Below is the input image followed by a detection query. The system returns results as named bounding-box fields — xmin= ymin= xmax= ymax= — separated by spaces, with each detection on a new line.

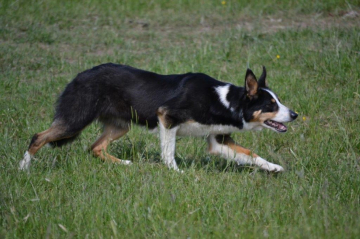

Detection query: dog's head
xmin=242 ymin=66 xmax=298 ymax=132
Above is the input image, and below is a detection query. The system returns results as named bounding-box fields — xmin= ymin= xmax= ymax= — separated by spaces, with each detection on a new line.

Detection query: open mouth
xmin=264 ymin=120 xmax=287 ymax=132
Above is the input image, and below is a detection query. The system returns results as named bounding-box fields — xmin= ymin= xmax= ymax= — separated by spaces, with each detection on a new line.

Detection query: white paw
xmin=165 ymin=160 xmax=183 ymax=173
xmin=261 ymin=162 xmax=284 ymax=172
xmin=120 ymin=160 xmax=132 ymax=165
xmin=19 ymin=151 xmax=31 ymax=171
xmin=174 ymin=168 xmax=184 ymax=174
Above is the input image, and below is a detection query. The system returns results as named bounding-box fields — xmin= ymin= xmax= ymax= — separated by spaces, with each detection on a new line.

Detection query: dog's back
xmin=55 ymin=63 xmax=223 ymax=130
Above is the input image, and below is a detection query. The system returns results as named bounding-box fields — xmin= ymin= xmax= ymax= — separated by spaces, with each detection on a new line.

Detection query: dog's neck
xmin=225 ymin=84 xmax=248 ymax=112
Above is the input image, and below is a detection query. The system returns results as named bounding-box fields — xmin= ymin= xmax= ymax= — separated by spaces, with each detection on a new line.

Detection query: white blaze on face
xmin=262 ymin=88 xmax=292 ymax=122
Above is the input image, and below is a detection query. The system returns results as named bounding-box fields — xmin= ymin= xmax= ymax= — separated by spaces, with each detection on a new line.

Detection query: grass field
xmin=1 ymin=0 xmax=360 ymax=238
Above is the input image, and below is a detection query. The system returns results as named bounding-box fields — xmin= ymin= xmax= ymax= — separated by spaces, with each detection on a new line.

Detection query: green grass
xmin=1 ymin=0 xmax=360 ymax=238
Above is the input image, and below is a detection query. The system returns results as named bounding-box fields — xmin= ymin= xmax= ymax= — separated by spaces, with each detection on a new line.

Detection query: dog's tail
xmin=47 ymin=74 xmax=101 ymax=147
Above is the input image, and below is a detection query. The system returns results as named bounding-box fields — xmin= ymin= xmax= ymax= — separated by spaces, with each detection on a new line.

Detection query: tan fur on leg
xmin=20 ymin=122 xmax=72 ymax=170
xmin=213 ymin=135 xmax=258 ymax=158
xmin=91 ymin=125 xmax=131 ymax=164
xmin=28 ymin=124 xmax=69 ymax=155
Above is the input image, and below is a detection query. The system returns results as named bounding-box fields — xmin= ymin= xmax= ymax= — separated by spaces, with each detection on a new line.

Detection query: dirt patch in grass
xmin=156 ymin=10 xmax=360 ymax=36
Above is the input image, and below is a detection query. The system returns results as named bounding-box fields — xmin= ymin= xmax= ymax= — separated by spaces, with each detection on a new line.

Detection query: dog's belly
xmin=177 ymin=122 xmax=240 ymax=136
xmin=147 ymin=122 xmax=240 ymax=136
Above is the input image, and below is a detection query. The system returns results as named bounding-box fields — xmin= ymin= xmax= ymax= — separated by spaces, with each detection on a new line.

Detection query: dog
xmin=19 ymin=63 xmax=297 ymax=172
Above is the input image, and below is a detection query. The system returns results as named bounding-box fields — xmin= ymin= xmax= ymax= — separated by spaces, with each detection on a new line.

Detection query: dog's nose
xmin=290 ymin=110 xmax=298 ymax=120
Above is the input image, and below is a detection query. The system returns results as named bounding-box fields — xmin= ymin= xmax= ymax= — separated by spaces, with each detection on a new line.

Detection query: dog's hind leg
xmin=207 ymin=134 xmax=284 ymax=172
xmin=19 ymin=121 xmax=77 ymax=170
xmin=90 ymin=124 xmax=132 ymax=165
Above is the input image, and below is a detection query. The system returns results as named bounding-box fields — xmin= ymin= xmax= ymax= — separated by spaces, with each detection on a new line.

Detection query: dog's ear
xmin=258 ymin=66 xmax=268 ymax=88
xmin=245 ymin=68 xmax=258 ymax=97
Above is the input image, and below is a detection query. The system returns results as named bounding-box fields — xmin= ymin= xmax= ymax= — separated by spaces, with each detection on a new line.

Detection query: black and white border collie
xmin=20 ymin=63 xmax=297 ymax=172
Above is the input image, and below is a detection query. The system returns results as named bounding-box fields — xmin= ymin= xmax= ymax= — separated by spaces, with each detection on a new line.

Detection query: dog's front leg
xmin=207 ymin=134 xmax=284 ymax=172
xmin=158 ymin=122 xmax=180 ymax=171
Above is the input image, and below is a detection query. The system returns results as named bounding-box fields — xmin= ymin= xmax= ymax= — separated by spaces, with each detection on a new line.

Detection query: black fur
xmin=51 ymin=63 xmax=278 ymax=145
xmin=49 ymin=133 xmax=80 ymax=148
xmin=28 ymin=134 xmax=39 ymax=149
